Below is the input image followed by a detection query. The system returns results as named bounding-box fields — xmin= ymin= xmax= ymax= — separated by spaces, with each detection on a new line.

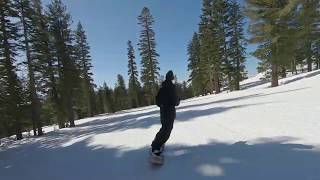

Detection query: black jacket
xmin=156 ymin=80 xmax=180 ymax=109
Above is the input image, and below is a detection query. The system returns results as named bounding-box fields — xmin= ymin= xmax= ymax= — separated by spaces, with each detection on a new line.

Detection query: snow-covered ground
xmin=1 ymin=70 xmax=320 ymax=180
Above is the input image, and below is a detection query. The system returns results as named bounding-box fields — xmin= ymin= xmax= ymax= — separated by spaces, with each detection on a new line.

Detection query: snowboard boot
xmin=160 ymin=144 xmax=165 ymax=153
xmin=150 ymin=148 xmax=164 ymax=165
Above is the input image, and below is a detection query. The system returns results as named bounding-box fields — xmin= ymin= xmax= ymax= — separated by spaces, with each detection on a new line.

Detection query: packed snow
xmin=1 ymin=70 xmax=320 ymax=180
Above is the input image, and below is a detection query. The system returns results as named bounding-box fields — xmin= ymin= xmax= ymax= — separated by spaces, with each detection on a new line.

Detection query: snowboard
xmin=149 ymin=153 xmax=164 ymax=165
xmin=149 ymin=145 xmax=165 ymax=165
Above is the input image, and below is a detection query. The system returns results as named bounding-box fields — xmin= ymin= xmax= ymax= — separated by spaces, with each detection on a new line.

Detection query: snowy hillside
xmin=1 ymin=70 xmax=320 ymax=180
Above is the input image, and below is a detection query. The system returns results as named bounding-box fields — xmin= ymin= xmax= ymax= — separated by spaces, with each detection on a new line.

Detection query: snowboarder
xmin=150 ymin=70 xmax=180 ymax=164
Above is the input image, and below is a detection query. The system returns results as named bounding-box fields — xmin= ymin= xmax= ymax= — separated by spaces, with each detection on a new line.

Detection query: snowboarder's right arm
xmin=170 ymin=85 xmax=180 ymax=107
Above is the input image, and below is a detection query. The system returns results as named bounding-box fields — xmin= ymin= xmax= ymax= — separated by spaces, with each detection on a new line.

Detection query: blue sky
xmin=43 ymin=0 xmax=258 ymax=87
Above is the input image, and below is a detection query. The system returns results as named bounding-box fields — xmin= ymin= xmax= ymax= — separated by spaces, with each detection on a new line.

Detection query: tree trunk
xmin=34 ymin=6 xmax=63 ymax=129
xmin=48 ymin=56 xmax=66 ymax=129
xmin=20 ymin=2 xmax=43 ymax=136
xmin=83 ymin=58 xmax=93 ymax=117
xmin=145 ymin=20 xmax=156 ymax=104
xmin=67 ymin=91 xmax=75 ymax=127
xmin=53 ymin=85 xmax=65 ymax=129
xmin=16 ymin=126 xmax=23 ymax=140
xmin=234 ymin=81 xmax=240 ymax=91
xmin=271 ymin=40 xmax=279 ymax=87
xmin=57 ymin=111 xmax=65 ymax=129
xmin=87 ymin=95 xmax=93 ymax=117
xmin=86 ymin=90 xmax=92 ymax=117
xmin=291 ymin=59 xmax=297 ymax=75
xmin=227 ymin=74 xmax=233 ymax=91
xmin=85 ymin=80 xmax=93 ymax=117
xmin=280 ymin=67 xmax=286 ymax=78
xmin=307 ymin=57 xmax=312 ymax=72
xmin=51 ymin=76 xmax=65 ymax=129
xmin=35 ymin=103 xmax=43 ymax=135
xmin=0 ymin=8 xmax=23 ymax=140
xmin=214 ymin=73 xmax=220 ymax=94
xmin=235 ymin=57 xmax=241 ymax=91
xmin=271 ymin=63 xmax=279 ymax=87
xmin=32 ymin=118 xmax=37 ymax=136
xmin=15 ymin=105 xmax=23 ymax=140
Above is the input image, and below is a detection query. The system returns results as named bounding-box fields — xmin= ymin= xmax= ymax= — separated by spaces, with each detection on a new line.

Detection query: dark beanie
xmin=165 ymin=70 xmax=174 ymax=81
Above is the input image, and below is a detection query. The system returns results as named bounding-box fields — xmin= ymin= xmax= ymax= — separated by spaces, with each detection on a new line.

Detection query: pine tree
xmin=114 ymin=74 xmax=129 ymax=111
xmin=47 ymin=0 xmax=80 ymax=127
xmin=283 ymin=14 xmax=301 ymax=75
xmin=17 ymin=0 xmax=43 ymax=136
xmin=314 ymin=39 xmax=320 ymax=70
xmin=228 ymin=0 xmax=246 ymax=90
xmin=138 ymin=7 xmax=160 ymax=105
xmin=95 ymin=88 xmax=105 ymax=114
xmin=175 ymin=80 xmax=183 ymax=99
xmin=195 ymin=0 xmax=248 ymax=92
xmin=31 ymin=0 xmax=65 ymax=128
xmin=95 ymin=84 xmax=115 ymax=115
xmin=187 ymin=32 xmax=206 ymax=96
xmin=127 ymin=40 xmax=141 ymax=108
xmin=315 ymin=1 xmax=320 ymax=69
xmin=74 ymin=22 xmax=95 ymax=117
xmin=214 ymin=0 xmax=232 ymax=92
xmin=0 ymin=81 xmax=5 ymax=139
xmin=0 ymin=0 xmax=24 ymax=140
xmin=299 ymin=0 xmax=320 ymax=72
xmin=246 ymin=0 xmax=298 ymax=87
xmin=102 ymin=83 xmax=115 ymax=113
xmin=198 ymin=0 xmax=213 ymax=93
xmin=181 ymin=81 xmax=193 ymax=99
xmin=198 ymin=0 xmax=222 ymax=94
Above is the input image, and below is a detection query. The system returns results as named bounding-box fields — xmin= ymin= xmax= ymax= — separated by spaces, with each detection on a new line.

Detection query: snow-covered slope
xmin=1 ymin=70 xmax=320 ymax=180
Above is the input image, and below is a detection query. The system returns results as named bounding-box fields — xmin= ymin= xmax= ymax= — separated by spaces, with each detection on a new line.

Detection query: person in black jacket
xmin=151 ymin=70 xmax=180 ymax=157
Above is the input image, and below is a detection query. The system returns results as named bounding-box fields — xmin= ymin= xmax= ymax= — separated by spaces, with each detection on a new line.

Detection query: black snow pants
xmin=151 ymin=107 xmax=176 ymax=150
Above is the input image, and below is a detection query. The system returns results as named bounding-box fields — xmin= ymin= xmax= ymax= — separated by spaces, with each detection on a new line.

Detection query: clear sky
xmin=43 ymin=0 xmax=258 ymax=87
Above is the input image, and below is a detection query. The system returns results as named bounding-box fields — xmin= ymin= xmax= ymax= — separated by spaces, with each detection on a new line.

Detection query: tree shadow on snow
xmin=240 ymin=79 xmax=269 ymax=90
xmin=240 ymin=70 xmax=320 ymax=90
xmin=69 ymin=87 xmax=307 ymax=137
xmin=1 ymin=136 xmax=319 ymax=180
xmin=179 ymin=87 xmax=308 ymax=111
xmin=0 ymin=87 xmax=308 ymax=153
xmin=281 ymin=70 xmax=320 ymax=85
xmin=32 ymin=102 xmax=267 ymax=149
xmin=23 ymin=87 xmax=307 ymax=150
